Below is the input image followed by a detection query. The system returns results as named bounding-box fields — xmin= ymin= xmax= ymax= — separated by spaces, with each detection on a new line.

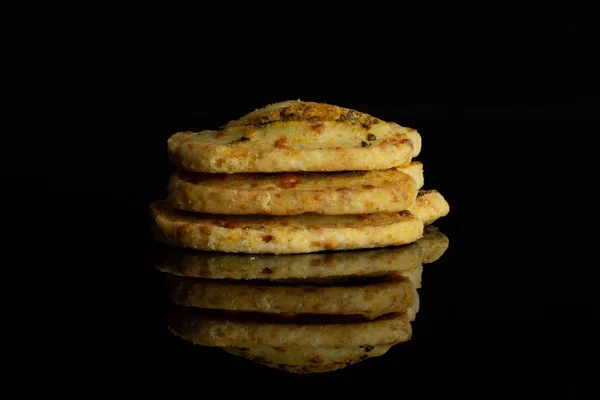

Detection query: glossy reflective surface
xmin=5 ymin=112 xmax=596 ymax=397
xmin=155 ymin=226 xmax=448 ymax=374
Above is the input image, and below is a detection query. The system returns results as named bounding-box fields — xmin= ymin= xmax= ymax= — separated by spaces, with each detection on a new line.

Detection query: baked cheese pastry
xmin=150 ymin=190 xmax=447 ymax=254
xmin=150 ymin=202 xmax=423 ymax=254
xmin=407 ymin=190 xmax=450 ymax=226
xmin=167 ymin=100 xmax=421 ymax=173
xmin=154 ymin=225 xmax=446 ymax=280
xmin=167 ymin=164 xmax=421 ymax=215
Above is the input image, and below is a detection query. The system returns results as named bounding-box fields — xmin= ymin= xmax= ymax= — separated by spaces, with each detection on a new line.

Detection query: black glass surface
xmin=2 ymin=105 xmax=597 ymax=398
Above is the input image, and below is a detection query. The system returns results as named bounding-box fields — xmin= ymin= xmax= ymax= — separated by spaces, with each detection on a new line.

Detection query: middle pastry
xmin=167 ymin=162 xmax=423 ymax=215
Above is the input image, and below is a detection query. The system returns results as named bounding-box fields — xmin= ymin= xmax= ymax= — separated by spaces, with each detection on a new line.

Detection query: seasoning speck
xmin=348 ymin=111 xmax=356 ymax=120
xmin=367 ymin=133 xmax=377 ymax=141
xmin=361 ymin=141 xmax=371 ymax=147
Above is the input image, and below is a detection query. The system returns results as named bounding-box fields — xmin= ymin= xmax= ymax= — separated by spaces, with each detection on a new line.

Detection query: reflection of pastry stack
xmin=149 ymin=100 xmax=450 ymax=373
xmin=159 ymin=227 xmax=448 ymax=373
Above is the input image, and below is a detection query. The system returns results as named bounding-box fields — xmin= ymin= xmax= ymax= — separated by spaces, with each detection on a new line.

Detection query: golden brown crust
xmin=167 ymin=276 xmax=415 ymax=319
xmin=224 ymin=100 xmax=383 ymax=128
xmin=167 ymin=168 xmax=419 ymax=215
xmin=408 ymin=190 xmax=450 ymax=226
xmin=397 ymin=161 xmax=424 ymax=189
xmin=167 ymin=100 xmax=421 ymax=173
xmin=168 ymin=307 xmax=412 ymax=348
xmin=149 ymin=201 xmax=424 ymax=254
xmin=154 ymin=226 xmax=447 ymax=280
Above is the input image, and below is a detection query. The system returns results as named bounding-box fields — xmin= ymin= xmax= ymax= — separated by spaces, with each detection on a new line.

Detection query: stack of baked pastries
xmin=149 ymin=100 xmax=450 ymax=373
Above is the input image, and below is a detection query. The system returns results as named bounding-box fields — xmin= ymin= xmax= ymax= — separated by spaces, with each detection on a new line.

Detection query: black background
xmin=2 ymin=16 xmax=598 ymax=399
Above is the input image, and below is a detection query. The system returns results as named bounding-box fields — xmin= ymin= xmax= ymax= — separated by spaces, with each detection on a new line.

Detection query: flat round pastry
xmin=399 ymin=161 xmax=424 ymax=189
xmin=168 ymin=307 xmax=411 ymax=348
xmin=407 ymin=190 xmax=450 ymax=226
xmin=223 ymin=344 xmax=394 ymax=374
xmin=154 ymin=225 xmax=447 ymax=280
xmin=167 ymin=100 xmax=421 ymax=173
xmin=167 ymin=164 xmax=421 ymax=215
xmin=167 ymin=275 xmax=416 ymax=319
xmin=150 ymin=201 xmax=423 ymax=254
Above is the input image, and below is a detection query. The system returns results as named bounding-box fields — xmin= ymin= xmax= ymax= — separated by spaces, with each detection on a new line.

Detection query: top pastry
xmin=168 ymin=100 xmax=422 ymax=173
